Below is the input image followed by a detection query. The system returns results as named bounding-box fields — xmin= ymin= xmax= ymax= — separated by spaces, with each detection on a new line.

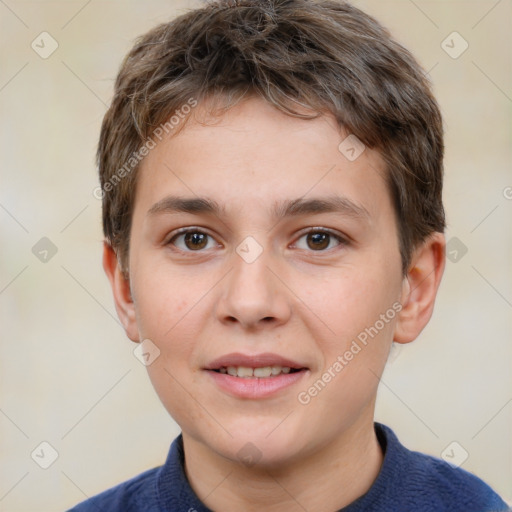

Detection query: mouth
xmin=205 ymin=352 xmax=308 ymax=376
xmin=212 ymin=365 xmax=302 ymax=378
xmin=204 ymin=353 xmax=309 ymax=398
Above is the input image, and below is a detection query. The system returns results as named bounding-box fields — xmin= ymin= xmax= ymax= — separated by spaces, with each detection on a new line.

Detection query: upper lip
xmin=205 ymin=352 xmax=307 ymax=370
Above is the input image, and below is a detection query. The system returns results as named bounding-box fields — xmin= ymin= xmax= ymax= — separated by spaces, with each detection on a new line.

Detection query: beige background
xmin=1 ymin=0 xmax=511 ymax=510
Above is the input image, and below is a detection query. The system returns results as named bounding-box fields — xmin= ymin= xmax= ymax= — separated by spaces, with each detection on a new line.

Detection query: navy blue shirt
xmin=68 ymin=423 xmax=509 ymax=512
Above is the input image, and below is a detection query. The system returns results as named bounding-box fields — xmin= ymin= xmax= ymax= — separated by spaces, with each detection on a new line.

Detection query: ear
xmin=102 ymin=242 xmax=139 ymax=343
xmin=394 ymin=232 xmax=446 ymax=344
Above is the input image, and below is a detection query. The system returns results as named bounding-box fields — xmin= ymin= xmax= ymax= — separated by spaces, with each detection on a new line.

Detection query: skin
xmin=104 ymin=96 xmax=445 ymax=512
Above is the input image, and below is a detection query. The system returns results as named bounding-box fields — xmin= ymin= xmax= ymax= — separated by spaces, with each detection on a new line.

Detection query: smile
xmin=204 ymin=353 xmax=309 ymax=399
xmin=214 ymin=366 xmax=299 ymax=378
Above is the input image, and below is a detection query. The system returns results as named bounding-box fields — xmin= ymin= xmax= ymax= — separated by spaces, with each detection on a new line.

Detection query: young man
xmin=70 ymin=0 xmax=509 ymax=510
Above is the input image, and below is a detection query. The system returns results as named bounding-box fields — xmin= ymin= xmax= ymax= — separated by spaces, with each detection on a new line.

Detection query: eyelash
xmin=166 ymin=227 xmax=348 ymax=253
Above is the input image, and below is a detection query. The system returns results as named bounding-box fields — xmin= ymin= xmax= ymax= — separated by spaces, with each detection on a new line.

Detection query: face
xmin=116 ymin=97 xmax=411 ymax=466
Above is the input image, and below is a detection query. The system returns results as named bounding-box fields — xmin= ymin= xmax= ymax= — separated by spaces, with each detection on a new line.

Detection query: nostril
xmin=221 ymin=315 xmax=278 ymax=326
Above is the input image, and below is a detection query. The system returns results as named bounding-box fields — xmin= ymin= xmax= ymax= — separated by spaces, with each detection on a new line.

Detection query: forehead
xmin=135 ymin=97 xmax=391 ymax=222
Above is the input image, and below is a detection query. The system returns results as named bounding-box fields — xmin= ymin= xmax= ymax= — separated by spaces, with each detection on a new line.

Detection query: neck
xmin=182 ymin=417 xmax=383 ymax=512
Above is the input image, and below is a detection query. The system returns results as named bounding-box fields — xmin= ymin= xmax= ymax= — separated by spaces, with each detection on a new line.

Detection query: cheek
xmin=308 ymin=267 xmax=400 ymax=399
xmin=299 ymin=277 xmax=398 ymax=431
xmin=139 ymin=290 xmax=210 ymax=425
xmin=317 ymin=271 xmax=398 ymax=338
xmin=132 ymin=263 xmax=201 ymax=339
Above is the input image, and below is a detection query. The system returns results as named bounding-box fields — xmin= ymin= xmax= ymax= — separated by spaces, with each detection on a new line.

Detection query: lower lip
xmin=206 ymin=370 xmax=308 ymax=399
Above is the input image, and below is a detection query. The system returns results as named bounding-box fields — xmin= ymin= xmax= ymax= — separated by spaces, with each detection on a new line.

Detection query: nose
xmin=214 ymin=246 xmax=292 ymax=330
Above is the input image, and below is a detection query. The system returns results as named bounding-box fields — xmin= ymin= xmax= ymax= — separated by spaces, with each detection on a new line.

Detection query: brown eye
xmin=170 ymin=230 xmax=216 ymax=251
xmin=184 ymin=232 xmax=208 ymax=250
xmin=306 ymin=232 xmax=330 ymax=250
xmin=294 ymin=229 xmax=343 ymax=252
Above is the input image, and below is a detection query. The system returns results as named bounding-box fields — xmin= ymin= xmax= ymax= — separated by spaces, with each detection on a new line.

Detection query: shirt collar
xmin=155 ymin=423 xmax=399 ymax=511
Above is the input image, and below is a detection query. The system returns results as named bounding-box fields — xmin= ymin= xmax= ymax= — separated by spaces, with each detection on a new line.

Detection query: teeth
xmin=237 ymin=366 xmax=254 ymax=378
xmin=253 ymin=366 xmax=272 ymax=378
xmin=221 ymin=365 xmax=293 ymax=378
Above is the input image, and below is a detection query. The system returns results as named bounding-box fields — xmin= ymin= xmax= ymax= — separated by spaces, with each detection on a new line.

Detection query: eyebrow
xmin=147 ymin=195 xmax=370 ymax=221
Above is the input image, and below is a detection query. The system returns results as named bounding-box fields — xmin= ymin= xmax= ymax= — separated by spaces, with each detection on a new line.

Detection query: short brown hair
xmin=98 ymin=0 xmax=445 ymax=274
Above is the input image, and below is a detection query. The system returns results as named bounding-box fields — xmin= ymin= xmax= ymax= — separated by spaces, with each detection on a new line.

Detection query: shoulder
xmin=66 ymin=466 xmax=161 ymax=512
xmin=66 ymin=434 xmax=210 ymax=512
xmin=375 ymin=423 xmax=510 ymax=512
xmin=404 ymin=449 xmax=508 ymax=511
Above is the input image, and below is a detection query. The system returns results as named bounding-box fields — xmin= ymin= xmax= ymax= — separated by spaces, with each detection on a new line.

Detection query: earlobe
xmin=102 ymin=242 xmax=140 ymax=343
xmin=393 ymin=233 xmax=446 ymax=344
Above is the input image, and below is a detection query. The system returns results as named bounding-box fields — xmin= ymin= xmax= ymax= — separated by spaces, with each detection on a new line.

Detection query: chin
xmin=211 ymin=419 xmax=311 ymax=469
